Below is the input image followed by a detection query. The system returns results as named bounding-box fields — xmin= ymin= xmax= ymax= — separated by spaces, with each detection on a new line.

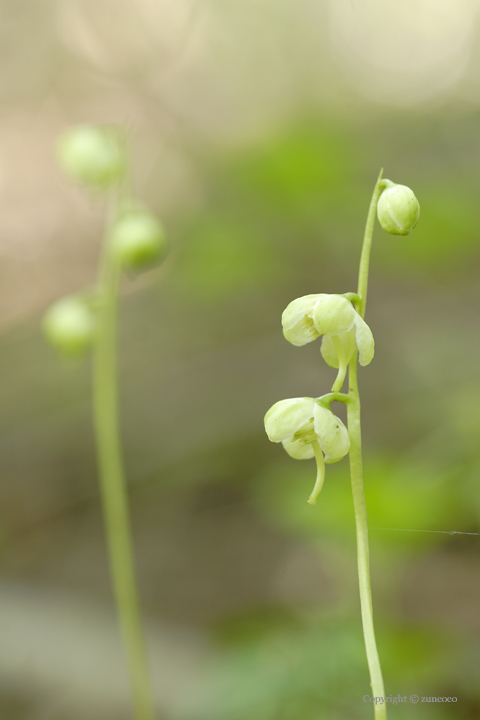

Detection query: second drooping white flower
xmin=264 ymin=397 xmax=350 ymax=462
xmin=264 ymin=396 xmax=351 ymax=504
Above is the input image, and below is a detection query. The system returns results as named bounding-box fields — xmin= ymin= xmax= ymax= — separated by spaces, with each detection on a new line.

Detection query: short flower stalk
xmin=264 ymin=169 xmax=420 ymax=719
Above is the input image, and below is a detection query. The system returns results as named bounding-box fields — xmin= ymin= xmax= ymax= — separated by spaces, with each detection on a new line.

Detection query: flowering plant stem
xmin=346 ymin=170 xmax=386 ymax=719
xmin=93 ymin=196 xmax=156 ymax=720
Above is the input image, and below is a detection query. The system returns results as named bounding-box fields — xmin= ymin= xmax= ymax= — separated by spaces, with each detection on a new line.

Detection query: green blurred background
xmin=1 ymin=0 xmax=480 ymax=718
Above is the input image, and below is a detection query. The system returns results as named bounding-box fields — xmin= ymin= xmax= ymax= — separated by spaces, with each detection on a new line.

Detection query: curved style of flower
xmin=264 ymin=397 xmax=350 ymax=504
xmin=282 ymin=293 xmax=375 ymax=391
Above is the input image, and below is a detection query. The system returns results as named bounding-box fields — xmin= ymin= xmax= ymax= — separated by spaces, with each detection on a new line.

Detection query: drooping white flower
xmin=282 ymin=293 xmax=374 ymax=366
xmin=264 ymin=397 xmax=350 ymax=504
xmin=264 ymin=396 xmax=350 ymax=460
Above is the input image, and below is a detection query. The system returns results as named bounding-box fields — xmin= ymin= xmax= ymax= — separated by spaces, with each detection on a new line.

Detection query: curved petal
xmin=324 ymin=455 xmax=344 ymax=465
xmin=264 ymin=397 xmax=315 ymax=443
xmin=320 ymin=327 xmax=357 ymax=369
xmin=353 ymin=314 xmax=375 ymax=366
xmin=312 ymin=294 xmax=355 ymax=336
xmin=313 ymin=404 xmax=350 ymax=460
xmin=320 ymin=335 xmax=339 ymax=368
xmin=282 ymin=294 xmax=322 ymax=346
xmin=313 ymin=295 xmax=355 ymax=335
xmin=282 ymin=437 xmax=315 ymax=460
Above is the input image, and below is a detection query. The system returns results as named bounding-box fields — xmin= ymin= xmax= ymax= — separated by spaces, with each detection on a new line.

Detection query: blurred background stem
xmin=92 ymin=196 xmax=156 ymax=720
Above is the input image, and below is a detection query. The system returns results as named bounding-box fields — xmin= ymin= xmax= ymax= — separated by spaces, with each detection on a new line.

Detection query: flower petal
xmin=353 ymin=314 xmax=375 ymax=366
xmin=282 ymin=437 xmax=315 ymax=460
xmin=320 ymin=327 xmax=356 ymax=368
xmin=324 ymin=455 xmax=344 ymax=465
xmin=320 ymin=335 xmax=339 ymax=368
xmin=264 ymin=397 xmax=315 ymax=443
xmin=313 ymin=404 xmax=350 ymax=460
xmin=312 ymin=295 xmax=355 ymax=336
xmin=282 ymin=295 xmax=321 ymax=346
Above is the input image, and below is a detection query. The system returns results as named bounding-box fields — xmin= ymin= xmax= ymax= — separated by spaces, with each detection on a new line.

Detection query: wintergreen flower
xmin=282 ymin=294 xmax=374 ymax=391
xmin=265 ymin=396 xmax=350 ymax=460
xmin=264 ymin=397 xmax=350 ymax=504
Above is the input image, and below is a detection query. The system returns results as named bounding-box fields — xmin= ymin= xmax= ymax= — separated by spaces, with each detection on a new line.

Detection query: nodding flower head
xmin=264 ymin=397 xmax=350 ymax=462
xmin=282 ymin=293 xmax=374 ymax=368
xmin=264 ymin=396 xmax=350 ymax=504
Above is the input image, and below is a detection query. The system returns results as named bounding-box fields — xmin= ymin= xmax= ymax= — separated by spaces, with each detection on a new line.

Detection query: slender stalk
xmin=347 ymin=171 xmax=387 ymax=718
xmin=347 ymin=361 xmax=385 ymax=718
xmin=357 ymin=169 xmax=386 ymax=319
xmin=316 ymin=392 xmax=351 ymax=407
xmin=93 ymin=199 xmax=156 ymax=720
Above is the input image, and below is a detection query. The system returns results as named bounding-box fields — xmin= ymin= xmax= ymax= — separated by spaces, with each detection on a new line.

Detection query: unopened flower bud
xmin=110 ymin=211 xmax=167 ymax=270
xmin=377 ymin=184 xmax=420 ymax=236
xmin=43 ymin=297 xmax=95 ymax=357
xmin=57 ymin=125 xmax=125 ymax=189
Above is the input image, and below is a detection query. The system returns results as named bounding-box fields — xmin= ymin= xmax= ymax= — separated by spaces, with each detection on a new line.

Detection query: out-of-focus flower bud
xmin=377 ymin=184 xmax=420 ymax=236
xmin=110 ymin=211 xmax=167 ymax=270
xmin=43 ymin=297 xmax=95 ymax=357
xmin=57 ymin=125 xmax=125 ymax=189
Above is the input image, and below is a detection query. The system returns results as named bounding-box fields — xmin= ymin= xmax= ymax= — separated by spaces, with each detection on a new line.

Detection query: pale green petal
xmin=324 ymin=455 xmax=344 ymax=465
xmin=320 ymin=335 xmax=339 ymax=368
xmin=264 ymin=397 xmax=315 ymax=443
xmin=282 ymin=294 xmax=322 ymax=346
xmin=353 ymin=314 xmax=375 ymax=366
xmin=341 ymin=326 xmax=357 ymax=363
xmin=282 ymin=437 xmax=315 ymax=460
xmin=313 ymin=404 xmax=350 ymax=460
xmin=320 ymin=327 xmax=357 ymax=368
xmin=312 ymin=295 xmax=355 ymax=336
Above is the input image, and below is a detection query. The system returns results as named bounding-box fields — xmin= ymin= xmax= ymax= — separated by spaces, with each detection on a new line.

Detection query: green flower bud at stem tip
xmin=56 ymin=125 xmax=125 ymax=189
xmin=110 ymin=211 xmax=167 ymax=270
xmin=43 ymin=297 xmax=95 ymax=357
xmin=377 ymin=183 xmax=420 ymax=236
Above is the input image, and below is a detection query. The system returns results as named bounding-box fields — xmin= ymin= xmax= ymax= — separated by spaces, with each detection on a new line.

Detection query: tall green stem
xmin=347 ymin=171 xmax=386 ymax=719
xmin=93 ymin=199 xmax=156 ymax=720
xmin=357 ymin=169 xmax=385 ymax=320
